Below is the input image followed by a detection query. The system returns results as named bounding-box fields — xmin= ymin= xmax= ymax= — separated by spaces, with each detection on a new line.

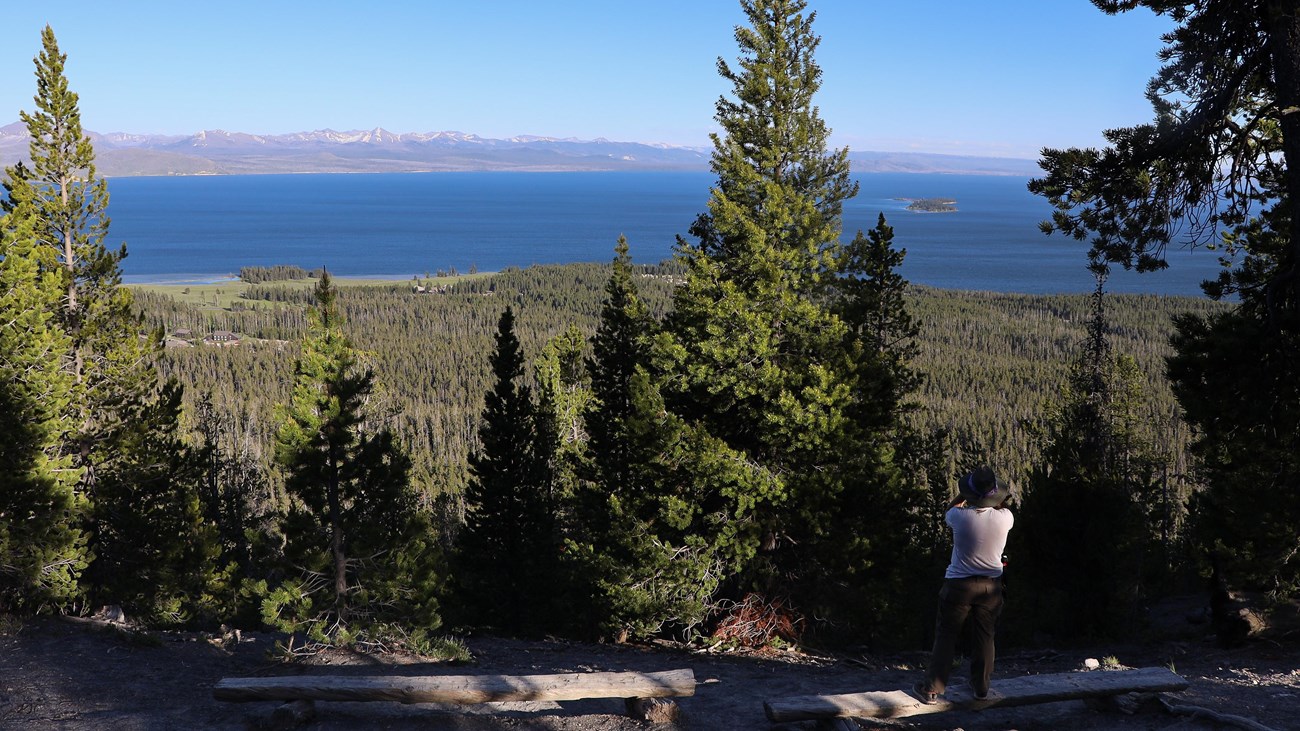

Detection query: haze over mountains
xmin=0 ymin=122 xmax=1040 ymax=177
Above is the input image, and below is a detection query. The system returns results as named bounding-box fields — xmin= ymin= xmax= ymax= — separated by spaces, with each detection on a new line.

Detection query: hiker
xmin=914 ymin=467 xmax=1014 ymax=704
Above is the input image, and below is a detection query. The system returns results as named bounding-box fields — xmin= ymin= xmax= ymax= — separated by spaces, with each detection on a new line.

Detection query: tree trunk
xmin=1265 ymin=0 xmax=1300 ymax=311
xmin=326 ymin=447 xmax=347 ymax=615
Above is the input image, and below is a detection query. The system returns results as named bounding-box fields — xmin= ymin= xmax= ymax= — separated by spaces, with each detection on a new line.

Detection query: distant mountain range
xmin=0 ymin=122 xmax=1040 ymax=177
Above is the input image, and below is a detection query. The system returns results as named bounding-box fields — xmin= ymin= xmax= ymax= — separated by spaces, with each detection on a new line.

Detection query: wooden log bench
xmin=764 ymin=666 xmax=1189 ymax=724
xmin=215 ymin=668 xmax=695 ymax=726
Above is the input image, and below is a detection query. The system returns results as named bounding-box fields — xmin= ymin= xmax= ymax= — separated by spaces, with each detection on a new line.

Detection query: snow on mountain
xmin=0 ymin=121 xmax=1032 ymax=177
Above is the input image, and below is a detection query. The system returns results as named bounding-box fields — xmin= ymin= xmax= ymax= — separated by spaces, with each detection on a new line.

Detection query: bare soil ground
xmin=2 ymin=616 xmax=1297 ymax=731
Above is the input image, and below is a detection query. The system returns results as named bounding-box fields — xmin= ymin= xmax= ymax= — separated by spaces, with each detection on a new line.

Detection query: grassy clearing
xmin=129 ymin=274 xmax=489 ymax=310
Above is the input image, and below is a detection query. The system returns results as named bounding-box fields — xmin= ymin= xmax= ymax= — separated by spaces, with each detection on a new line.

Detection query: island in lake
xmin=895 ymin=197 xmax=958 ymax=212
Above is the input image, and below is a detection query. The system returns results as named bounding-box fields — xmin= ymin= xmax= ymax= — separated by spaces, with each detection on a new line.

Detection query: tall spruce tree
xmin=659 ymin=0 xmax=911 ymax=640
xmin=835 ymin=213 xmax=921 ymax=420
xmin=585 ymin=238 xmax=655 ymax=498
xmin=454 ymin=306 xmax=559 ymax=634
xmin=819 ymin=213 xmax=926 ymax=644
xmin=569 ymin=238 xmax=722 ymax=639
xmin=0 ymin=191 xmax=86 ymax=611
xmin=1013 ymin=279 xmax=1168 ymax=639
xmin=271 ymin=272 xmax=435 ymax=635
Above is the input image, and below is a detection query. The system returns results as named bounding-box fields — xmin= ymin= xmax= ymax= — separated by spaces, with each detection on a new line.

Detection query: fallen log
xmin=764 ymin=666 xmax=1188 ymax=722
xmin=214 ymin=668 xmax=695 ymax=705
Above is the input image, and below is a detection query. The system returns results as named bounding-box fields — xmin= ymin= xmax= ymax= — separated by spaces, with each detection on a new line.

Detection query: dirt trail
xmin=2 ymin=617 xmax=1297 ymax=730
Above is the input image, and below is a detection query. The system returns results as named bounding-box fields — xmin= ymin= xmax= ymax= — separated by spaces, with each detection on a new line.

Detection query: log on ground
xmin=764 ymin=667 xmax=1189 ymax=722
xmin=214 ymin=668 xmax=696 ymax=704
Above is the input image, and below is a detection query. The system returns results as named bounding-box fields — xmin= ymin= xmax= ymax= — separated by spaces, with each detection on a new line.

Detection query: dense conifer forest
xmin=133 ymin=269 xmax=1226 ymax=505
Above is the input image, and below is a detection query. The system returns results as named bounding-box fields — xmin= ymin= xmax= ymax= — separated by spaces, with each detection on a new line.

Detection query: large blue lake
xmin=108 ymin=171 xmax=1225 ymax=297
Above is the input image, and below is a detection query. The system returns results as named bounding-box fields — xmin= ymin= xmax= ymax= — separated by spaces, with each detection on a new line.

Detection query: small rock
xmin=1083 ymin=658 xmax=1101 ymax=670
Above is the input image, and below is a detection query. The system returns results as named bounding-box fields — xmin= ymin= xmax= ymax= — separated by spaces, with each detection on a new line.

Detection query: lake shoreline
xmin=105 ymin=171 xmax=1226 ymax=297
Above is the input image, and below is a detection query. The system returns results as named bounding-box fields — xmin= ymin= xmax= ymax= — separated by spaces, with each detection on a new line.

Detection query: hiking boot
xmin=912 ymin=681 xmax=940 ymax=705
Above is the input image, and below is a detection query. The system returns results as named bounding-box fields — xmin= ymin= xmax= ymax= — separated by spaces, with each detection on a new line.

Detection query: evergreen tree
xmin=658 ymin=0 xmax=911 ymax=640
xmin=194 ymin=393 xmax=270 ymax=579
xmin=663 ymin=0 xmax=854 ymax=577
xmin=688 ymin=0 xmax=857 ymax=280
xmin=588 ymin=369 xmax=759 ymax=639
xmin=0 ymin=190 xmax=86 ymax=611
xmin=534 ymin=324 xmax=591 ymax=510
xmin=585 ymin=237 xmax=655 ymax=501
xmin=83 ymin=382 xmax=218 ymax=624
xmin=6 ymin=26 xmax=146 ymax=432
xmin=1170 ymin=301 xmax=1300 ymax=598
xmin=569 ymin=238 xmax=722 ymax=639
xmin=271 ymin=272 xmax=436 ymax=635
xmin=5 ymin=26 xmax=210 ymax=621
xmin=454 ymin=306 xmax=558 ymax=634
xmin=1013 ymin=278 xmax=1168 ymax=639
xmin=189 ymin=393 xmax=277 ymax=625
xmin=1029 ymin=1 xmax=1300 ymax=599
xmin=835 ymin=213 xmax=921 ymax=419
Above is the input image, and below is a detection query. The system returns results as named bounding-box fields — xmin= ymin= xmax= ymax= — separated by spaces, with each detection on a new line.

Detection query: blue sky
xmin=1 ymin=1 xmax=1172 ymax=159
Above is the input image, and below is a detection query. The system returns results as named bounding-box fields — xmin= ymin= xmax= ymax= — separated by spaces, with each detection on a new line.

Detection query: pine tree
xmin=1170 ymin=298 xmax=1300 ymax=598
xmin=689 ymin=0 xmax=857 ymax=281
xmin=190 ymin=393 xmax=276 ymax=625
xmin=1029 ymin=1 xmax=1300 ymax=600
xmin=84 ymin=381 xmax=218 ymax=624
xmin=836 ymin=213 xmax=921 ymax=420
xmin=5 ymin=26 xmax=211 ymax=620
xmin=0 ymin=190 xmax=86 ymax=611
xmin=664 ymin=0 xmax=853 ymax=560
xmin=658 ymin=0 xmax=910 ymax=639
xmin=194 ymin=393 xmax=270 ymax=578
xmin=6 ymin=26 xmax=145 ymax=421
xmin=271 ymin=272 xmax=435 ymax=635
xmin=585 ymin=237 xmax=655 ymax=499
xmin=455 ymin=306 xmax=560 ymax=635
xmin=570 ymin=238 xmax=699 ymax=638
xmin=1013 ymin=277 xmax=1167 ymax=639
xmin=582 ymin=247 xmax=779 ymax=637
xmin=534 ymin=324 xmax=591 ymax=510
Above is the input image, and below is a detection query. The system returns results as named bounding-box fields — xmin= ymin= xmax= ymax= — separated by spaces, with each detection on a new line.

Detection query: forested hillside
xmin=132 ymin=269 xmax=1226 ymax=506
xmin=132 ymin=265 xmax=683 ymax=495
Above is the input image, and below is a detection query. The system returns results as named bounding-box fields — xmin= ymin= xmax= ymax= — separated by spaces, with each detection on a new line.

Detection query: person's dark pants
xmin=922 ymin=575 xmax=1004 ymax=697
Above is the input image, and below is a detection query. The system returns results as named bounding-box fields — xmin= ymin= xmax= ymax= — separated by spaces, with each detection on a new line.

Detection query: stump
xmin=626 ymin=696 xmax=681 ymax=724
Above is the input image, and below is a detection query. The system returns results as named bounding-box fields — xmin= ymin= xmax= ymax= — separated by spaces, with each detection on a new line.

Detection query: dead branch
xmin=1160 ymin=696 xmax=1280 ymax=731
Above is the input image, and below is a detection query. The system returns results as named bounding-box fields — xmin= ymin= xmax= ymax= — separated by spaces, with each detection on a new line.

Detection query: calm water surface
xmin=107 ymin=171 xmax=1224 ymax=296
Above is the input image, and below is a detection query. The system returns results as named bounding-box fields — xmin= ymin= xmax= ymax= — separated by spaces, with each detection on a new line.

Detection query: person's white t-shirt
xmin=944 ymin=506 xmax=1014 ymax=579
